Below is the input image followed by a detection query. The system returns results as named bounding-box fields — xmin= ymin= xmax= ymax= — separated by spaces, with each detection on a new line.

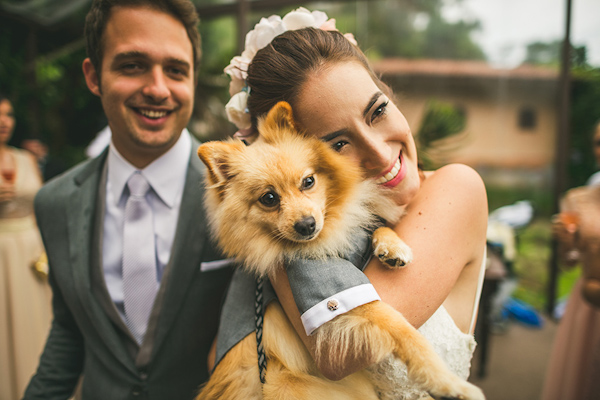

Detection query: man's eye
xmin=259 ymin=191 xmax=279 ymax=207
xmin=331 ymin=140 xmax=348 ymax=152
xmin=301 ymin=175 xmax=315 ymax=190
xmin=121 ymin=63 xmax=142 ymax=72
xmin=167 ymin=67 xmax=188 ymax=77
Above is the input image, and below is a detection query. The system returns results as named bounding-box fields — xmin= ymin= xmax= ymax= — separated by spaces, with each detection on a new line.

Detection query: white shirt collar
xmin=107 ymin=129 xmax=192 ymax=208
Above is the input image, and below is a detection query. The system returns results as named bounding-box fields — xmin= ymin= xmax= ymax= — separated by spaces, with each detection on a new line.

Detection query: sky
xmin=443 ymin=0 xmax=600 ymax=68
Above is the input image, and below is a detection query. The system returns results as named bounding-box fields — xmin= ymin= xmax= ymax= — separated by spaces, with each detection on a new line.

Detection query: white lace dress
xmin=368 ymin=249 xmax=486 ymax=400
xmin=369 ymin=305 xmax=477 ymax=400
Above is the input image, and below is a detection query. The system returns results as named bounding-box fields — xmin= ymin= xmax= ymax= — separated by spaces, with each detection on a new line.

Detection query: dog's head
xmin=198 ymin=102 xmax=366 ymax=276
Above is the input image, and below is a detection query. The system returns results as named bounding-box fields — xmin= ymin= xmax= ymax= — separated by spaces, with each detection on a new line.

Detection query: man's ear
xmin=82 ymin=58 xmax=101 ymax=97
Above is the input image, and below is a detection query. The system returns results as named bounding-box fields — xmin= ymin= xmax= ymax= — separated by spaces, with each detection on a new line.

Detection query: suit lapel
xmin=67 ymin=151 xmax=138 ymax=373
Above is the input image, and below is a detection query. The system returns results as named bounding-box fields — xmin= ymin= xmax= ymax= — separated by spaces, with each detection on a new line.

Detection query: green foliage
xmin=568 ymin=67 xmax=600 ymax=188
xmin=486 ymin=184 xmax=553 ymax=218
xmin=524 ymin=40 xmax=588 ymax=68
xmin=312 ymin=0 xmax=484 ymax=61
xmin=416 ymin=99 xmax=466 ymax=169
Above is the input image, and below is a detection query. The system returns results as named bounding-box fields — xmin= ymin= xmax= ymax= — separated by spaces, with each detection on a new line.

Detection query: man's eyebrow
xmin=112 ymin=51 xmax=147 ymax=64
xmin=165 ymin=58 xmax=191 ymax=69
xmin=363 ymin=92 xmax=383 ymax=119
xmin=111 ymin=51 xmax=191 ymax=69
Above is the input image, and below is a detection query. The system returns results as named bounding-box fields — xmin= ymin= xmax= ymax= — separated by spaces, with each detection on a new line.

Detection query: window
xmin=518 ymin=107 xmax=537 ymax=130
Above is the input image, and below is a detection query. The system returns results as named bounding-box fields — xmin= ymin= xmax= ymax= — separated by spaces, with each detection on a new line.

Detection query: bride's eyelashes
xmin=330 ymin=139 xmax=350 ymax=152
xmin=370 ymin=100 xmax=389 ymax=124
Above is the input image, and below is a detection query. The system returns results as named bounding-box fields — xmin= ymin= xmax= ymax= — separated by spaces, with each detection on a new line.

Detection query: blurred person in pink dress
xmin=542 ymin=124 xmax=600 ymax=400
xmin=0 ymin=93 xmax=52 ymax=399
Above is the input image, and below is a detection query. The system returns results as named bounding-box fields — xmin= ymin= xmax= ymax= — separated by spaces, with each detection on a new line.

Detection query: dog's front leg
xmin=313 ymin=301 xmax=485 ymax=400
xmin=372 ymin=226 xmax=413 ymax=267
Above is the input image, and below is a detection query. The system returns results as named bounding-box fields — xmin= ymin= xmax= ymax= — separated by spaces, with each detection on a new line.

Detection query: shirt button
xmin=327 ymin=299 xmax=339 ymax=311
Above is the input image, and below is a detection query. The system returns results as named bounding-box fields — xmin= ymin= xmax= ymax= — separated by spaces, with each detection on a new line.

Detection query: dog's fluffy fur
xmin=196 ymin=102 xmax=484 ymax=400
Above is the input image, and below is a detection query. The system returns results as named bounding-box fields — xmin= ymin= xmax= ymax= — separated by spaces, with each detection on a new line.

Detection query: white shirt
xmin=102 ymin=130 xmax=192 ymax=318
xmin=587 ymin=171 xmax=600 ymax=187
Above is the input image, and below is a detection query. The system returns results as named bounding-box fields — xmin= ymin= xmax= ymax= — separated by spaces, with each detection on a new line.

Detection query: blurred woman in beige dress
xmin=0 ymin=94 xmax=52 ymax=399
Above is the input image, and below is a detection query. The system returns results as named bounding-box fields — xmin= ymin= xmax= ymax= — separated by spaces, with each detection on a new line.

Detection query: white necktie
xmin=122 ymin=172 xmax=158 ymax=344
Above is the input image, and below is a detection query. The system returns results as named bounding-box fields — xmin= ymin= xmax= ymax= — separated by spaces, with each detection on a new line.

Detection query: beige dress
xmin=542 ymin=186 xmax=600 ymax=400
xmin=0 ymin=147 xmax=52 ymax=400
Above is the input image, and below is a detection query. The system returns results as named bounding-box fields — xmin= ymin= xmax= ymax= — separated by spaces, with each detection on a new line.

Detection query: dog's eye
xmin=302 ymin=176 xmax=315 ymax=190
xmin=259 ymin=191 xmax=280 ymax=207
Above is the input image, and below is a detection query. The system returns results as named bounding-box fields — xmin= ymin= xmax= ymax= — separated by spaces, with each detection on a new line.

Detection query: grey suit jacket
xmin=24 ymin=142 xmax=234 ymax=400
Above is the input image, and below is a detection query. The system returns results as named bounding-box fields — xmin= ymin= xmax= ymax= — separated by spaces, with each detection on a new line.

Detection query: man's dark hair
xmin=84 ymin=0 xmax=201 ymax=81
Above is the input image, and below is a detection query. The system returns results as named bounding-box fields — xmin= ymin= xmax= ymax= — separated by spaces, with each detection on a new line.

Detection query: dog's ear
xmin=259 ymin=101 xmax=296 ymax=141
xmin=197 ymin=141 xmax=243 ymax=186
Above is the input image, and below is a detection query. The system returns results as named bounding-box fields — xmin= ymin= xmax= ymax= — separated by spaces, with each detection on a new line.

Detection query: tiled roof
xmin=372 ymin=58 xmax=559 ymax=80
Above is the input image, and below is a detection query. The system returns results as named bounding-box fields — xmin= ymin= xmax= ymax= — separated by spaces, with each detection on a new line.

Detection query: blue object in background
xmin=502 ymin=298 xmax=544 ymax=328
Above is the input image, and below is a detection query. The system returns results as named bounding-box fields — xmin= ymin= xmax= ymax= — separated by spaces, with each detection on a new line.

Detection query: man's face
xmin=83 ymin=6 xmax=195 ymax=168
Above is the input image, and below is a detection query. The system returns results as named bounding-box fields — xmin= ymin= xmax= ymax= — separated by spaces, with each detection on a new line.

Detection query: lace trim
xmin=368 ymin=306 xmax=476 ymax=400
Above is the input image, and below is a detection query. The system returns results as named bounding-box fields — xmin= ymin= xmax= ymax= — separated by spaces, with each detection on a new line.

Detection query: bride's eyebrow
xmin=363 ymin=92 xmax=383 ymax=118
xmin=321 ymin=129 xmax=348 ymax=142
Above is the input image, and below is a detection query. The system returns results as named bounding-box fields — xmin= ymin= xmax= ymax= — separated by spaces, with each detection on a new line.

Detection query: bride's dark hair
xmin=246 ymin=27 xmax=393 ymax=132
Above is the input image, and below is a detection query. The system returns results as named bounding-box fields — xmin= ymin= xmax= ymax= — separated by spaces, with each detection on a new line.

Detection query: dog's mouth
xmin=375 ymin=152 xmax=406 ymax=186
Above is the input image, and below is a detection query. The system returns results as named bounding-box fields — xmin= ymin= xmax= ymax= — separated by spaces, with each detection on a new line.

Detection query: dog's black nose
xmin=294 ymin=216 xmax=316 ymax=237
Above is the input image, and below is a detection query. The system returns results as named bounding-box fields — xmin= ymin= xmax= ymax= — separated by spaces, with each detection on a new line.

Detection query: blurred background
xmin=1 ymin=0 xmax=599 ymax=398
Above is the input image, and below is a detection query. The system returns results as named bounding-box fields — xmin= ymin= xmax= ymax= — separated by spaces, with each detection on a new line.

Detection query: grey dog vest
xmin=214 ymin=227 xmax=374 ymax=367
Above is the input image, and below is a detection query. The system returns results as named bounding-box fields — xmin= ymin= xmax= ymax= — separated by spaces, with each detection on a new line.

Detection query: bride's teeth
xmin=376 ymin=158 xmax=401 ymax=185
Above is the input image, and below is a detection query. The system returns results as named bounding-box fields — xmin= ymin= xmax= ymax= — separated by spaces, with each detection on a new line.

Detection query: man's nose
xmin=142 ymin=67 xmax=169 ymax=102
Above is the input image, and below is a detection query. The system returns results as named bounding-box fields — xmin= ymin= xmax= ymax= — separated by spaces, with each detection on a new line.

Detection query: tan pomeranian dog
xmin=196 ymin=102 xmax=485 ymax=400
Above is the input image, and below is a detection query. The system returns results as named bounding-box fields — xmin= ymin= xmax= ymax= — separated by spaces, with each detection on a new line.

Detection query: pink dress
xmin=542 ymin=186 xmax=600 ymax=400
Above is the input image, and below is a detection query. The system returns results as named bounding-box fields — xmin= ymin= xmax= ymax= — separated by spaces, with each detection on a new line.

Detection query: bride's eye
xmin=331 ymin=140 xmax=349 ymax=152
xmin=371 ymin=101 xmax=389 ymax=123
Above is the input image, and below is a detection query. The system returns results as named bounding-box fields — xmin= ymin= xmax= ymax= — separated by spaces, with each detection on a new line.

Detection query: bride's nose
xmin=360 ymin=135 xmax=390 ymax=173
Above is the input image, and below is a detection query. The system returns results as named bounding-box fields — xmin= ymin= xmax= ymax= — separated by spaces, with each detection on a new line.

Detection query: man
xmin=23 ymin=1 xmax=233 ymax=399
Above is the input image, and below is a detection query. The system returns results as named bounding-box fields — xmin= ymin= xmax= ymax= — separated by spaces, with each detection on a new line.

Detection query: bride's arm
xmin=271 ymin=163 xmax=488 ymax=380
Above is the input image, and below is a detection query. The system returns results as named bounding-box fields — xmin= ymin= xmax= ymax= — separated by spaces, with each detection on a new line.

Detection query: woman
xmin=215 ymin=10 xmax=487 ymax=398
xmin=0 ymin=94 xmax=52 ymax=399
xmin=542 ymin=129 xmax=600 ymax=399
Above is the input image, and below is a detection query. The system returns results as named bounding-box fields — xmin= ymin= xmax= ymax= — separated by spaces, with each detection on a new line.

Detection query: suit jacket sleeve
xmin=23 ymin=184 xmax=84 ymax=400
xmin=285 ymin=227 xmax=381 ymax=336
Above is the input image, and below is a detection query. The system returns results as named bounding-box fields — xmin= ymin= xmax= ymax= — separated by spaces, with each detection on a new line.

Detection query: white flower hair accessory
xmin=224 ymin=7 xmax=357 ymax=131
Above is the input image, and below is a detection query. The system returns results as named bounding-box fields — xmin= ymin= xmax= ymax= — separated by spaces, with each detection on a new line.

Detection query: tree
xmin=524 ymin=40 xmax=588 ymax=68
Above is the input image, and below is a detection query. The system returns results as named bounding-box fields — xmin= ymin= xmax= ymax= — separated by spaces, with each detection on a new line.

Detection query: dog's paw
xmin=428 ymin=380 xmax=486 ymax=400
xmin=372 ymin=227 xmax=413 ymax=268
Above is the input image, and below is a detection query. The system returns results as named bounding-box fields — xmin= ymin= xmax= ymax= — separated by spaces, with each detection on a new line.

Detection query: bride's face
xmin=293 ymin=61 xmax=421 ymax=206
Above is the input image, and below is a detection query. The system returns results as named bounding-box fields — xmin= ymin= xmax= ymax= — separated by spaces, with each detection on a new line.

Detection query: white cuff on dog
xmin=300 ymin=283 xmax=380 ymax=336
